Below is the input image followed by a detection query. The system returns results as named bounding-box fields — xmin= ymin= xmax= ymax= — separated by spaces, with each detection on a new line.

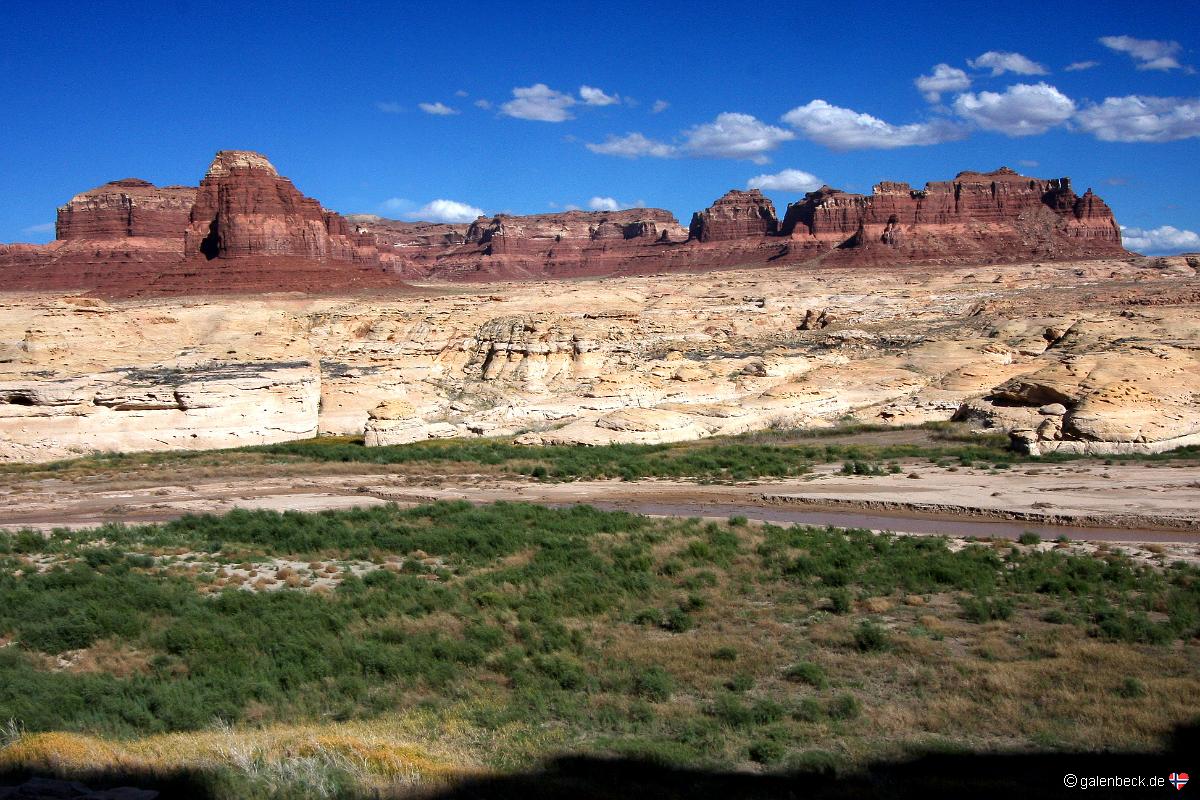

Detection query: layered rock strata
xmin=0 ymin=151 xmax=403 ymax=296
xmin=0 ymin=161 xmax=1131 ymax=295
xmin=2 ymin=258 xmax=1196 ymax=461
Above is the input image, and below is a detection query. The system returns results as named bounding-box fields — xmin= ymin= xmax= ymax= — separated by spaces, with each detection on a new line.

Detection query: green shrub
xmin=960 ymin=595 xmax=1014 ymax=623
xmin=784 ymin=661 xmax=828 ymax=690
xmin=663 ymin=607 xmax=693 ymax=633
xmin=1115 ymin=677 xmax=1147 ymax=699
xmin=725 ymin=672 xmax=754 ymax=693
xmin=852 ymin=620 xmax=890 ymax=652
xmin=749 ymin=738 xmax=786 ymax=764
xmin=633 ymin=666 xmax=675 ymax=702
xmin=711 ymin=646 xmax=738 ymax=662
xmin=826 ymin=693 xmax=861 ymax=720
xmin=792 ymin=697 xmax=823 ymax=722
xmin=1018 ymin=532 xmax=1042 ymax=546
xmin=828 ymin=588 xmax=852 ymax=614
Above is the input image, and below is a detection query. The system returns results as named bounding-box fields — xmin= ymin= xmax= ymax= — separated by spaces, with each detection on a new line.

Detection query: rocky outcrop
xmin=184 ymin=150 xmax=379 ymax=264
xmin=358 ymin=208 xmax=691 ymax=280
xmin=688 ymin=189 xmax=779 ymax=242
xmin=780 ymin=167 xmax=1124 ymax=264
xmin=0 ymin=160 xmax=1132 ymax=293
xmin=0 ymin=151 xmax=405 ymax=296
xmin=56 ymin=178 xmax=196 ymax=241
xmin=1 ymin=257 xmax=1197 ymax=461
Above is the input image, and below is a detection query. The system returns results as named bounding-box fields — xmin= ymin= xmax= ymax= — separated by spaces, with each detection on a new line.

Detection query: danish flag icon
xmin=1169 ymin=773 xmax=1189 ymax=791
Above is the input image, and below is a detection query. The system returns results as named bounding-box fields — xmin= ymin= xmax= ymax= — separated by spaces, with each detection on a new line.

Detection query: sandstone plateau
xmin=0 ymin=152 xmax=1129 ymax=297
xmin=1 ymin=255 xmax=1198 ymax=461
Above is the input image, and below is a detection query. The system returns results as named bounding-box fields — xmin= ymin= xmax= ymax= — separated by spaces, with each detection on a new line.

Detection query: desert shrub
xmin=960 ymin=594 xmax=1014 ymax=623
xmin=749 ymin=738 xmax=787 ymax=764
xmin=632 ymin=666 xmax=675 ymax=702
xmin=784 ymin=662 xmax=828 ymax=690
xmin=1115 ymin=677 xmax=1147 ymax=698
xmin=826 ymin=693 xmax=862 ymax=720
xmin=711 ymin=646 xmax=738 ymax=662
xmin=725 ymin=673 xmax=754 ymax=693
xmin=852 ymin=620 xmax=890 ymax=652
xmin=1018 ymin=532 xmax=1042 ymax=546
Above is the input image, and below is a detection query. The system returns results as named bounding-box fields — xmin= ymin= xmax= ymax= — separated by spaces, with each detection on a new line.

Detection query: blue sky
xmin=2 ymin=0 xmax=1197 ymax=253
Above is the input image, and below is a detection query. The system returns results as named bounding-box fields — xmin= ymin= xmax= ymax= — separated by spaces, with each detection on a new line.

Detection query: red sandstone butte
xmin=0 ymin=159 xmax=1130 ymax=296
xmin=0 ymin=151 xmax=405 ymax=296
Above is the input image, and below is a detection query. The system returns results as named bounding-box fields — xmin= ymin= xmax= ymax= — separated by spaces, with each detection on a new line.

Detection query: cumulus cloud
xmin=781 ymin=100 xmax=963 ymax=150
xmin=454 ymin=89 xmax=468 ymax=97
xmin=651 ymin=99 xmax=669 ymax=114
xmin=680 ymin=112 xmax=795 ymax=163
xmin=746 ymin=168 xmax=823 ymax=193
xmin=474 ymin=99 xmax=492 ymax=110
xmin=1121 ymin=225 xmax=1200 ymax=254
xmin=953 ymin=82 xmax=1075 ymax=136
xmin=418 ymin=101 xmax=459 ymax=116
xmin=1099 ymin=35 xmax=1183 ymax=71
xmin=588 ymin=196 xmax=624 ymax=211
xmin=1065 ymin=60 xmax=1100 ymax=72
xmin=586 ymin=132 xmax=678 ymax=158
xmin=968 ymin=51 xmax=1049 ymax=76
xmin=1074 ymin=95 xmax=1200 ymax=142
xmin=915 ymin=63 xmax=971 ymax=102
xmin=500 ymin=84 xmax=577 ymax=122
xmin=374 ymin=101 xmax=404 ymax=114
xmin=408 ymin=199 xmax=486 ymax=223
xmin=579 ymin=85 xmax=620 ymax=106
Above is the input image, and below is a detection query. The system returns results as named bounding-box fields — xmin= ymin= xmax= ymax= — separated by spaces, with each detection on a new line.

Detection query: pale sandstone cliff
xmin=1 ymin=257 xmax=1196 ymax=461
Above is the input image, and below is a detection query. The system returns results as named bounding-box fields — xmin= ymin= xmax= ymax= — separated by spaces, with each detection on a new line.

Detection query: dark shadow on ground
xmin=1 ymin=723 xmax=1194 ymax=799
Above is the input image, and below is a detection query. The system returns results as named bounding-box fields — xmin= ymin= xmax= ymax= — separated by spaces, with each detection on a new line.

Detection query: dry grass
xmin=0 ymin=717 xmax=486 ymax=797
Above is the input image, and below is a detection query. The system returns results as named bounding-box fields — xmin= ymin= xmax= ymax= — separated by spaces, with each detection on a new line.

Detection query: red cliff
xmin=779 ymin=167 xmax=1124 ymax=264
xmin=0 ymin=160 xmax=1130 ymax=296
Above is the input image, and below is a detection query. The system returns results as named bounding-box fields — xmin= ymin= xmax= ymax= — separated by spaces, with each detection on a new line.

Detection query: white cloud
xmin=418 ymin=101 xmax=459 ymax=116
xmin=579 ymin=85 xmax=619 ymax=106
xmin=1018 ymin=159 xmax=1039 ymax=168
xmin=953 ymin=82 xmax=1075 ymax=136
xmin=1065 ymin=60 xmax=1100 ymax=72
xmin=375 ymin=101 xmax=403 ymax=114
xmin=781 ymin=100 xmax=963 ymax=150
xmin=500 ymin=83 xmax=577 ymax=122
xmin=586 ymin=132 xmax=678 ymax=158
xmin=588 ymin=196 xmax=624 ymax=211
xmin=408 ymin=199 xmax=486 ymax=223
xmin=915 ymin=63 xmax=971 ymax=102
xmin=381 ymin=197 xmax=415 ymax=214
xmin=680 ymin=112 xmax=795 ymax=163
xmin=651 ymin=99 xmax=669 ymax=114
xmin=1074 ymin=95 xmax=1200 ymax=142
xmin=22 ymin=222 xmax=55 ymax=235
xmin=968 ymin=51 xmax=1049 ymax=76
xmin=474 ymin=99 xmax=493 ymax=110
xmin=1099 ymin=35 xmax=1183 ymax=71
xmin=1121 ymin=225 xmax=1200 ymax=254
xmin=454 ymin=89 xmax=468 ymax=97
xmin=746 ymin=168 xmax=823 ymax=193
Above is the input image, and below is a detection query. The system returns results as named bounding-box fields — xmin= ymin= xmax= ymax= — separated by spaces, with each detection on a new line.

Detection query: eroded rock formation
xmin=780 ymin=168 xmax=1123 ymax=264
xmin=0 ymin=158 xmax=1132 ymax=295
xmin=0 ymin=151 xmax=403 ymax=296
xmin=2 ymin=258 xmax=1196 ymax=461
